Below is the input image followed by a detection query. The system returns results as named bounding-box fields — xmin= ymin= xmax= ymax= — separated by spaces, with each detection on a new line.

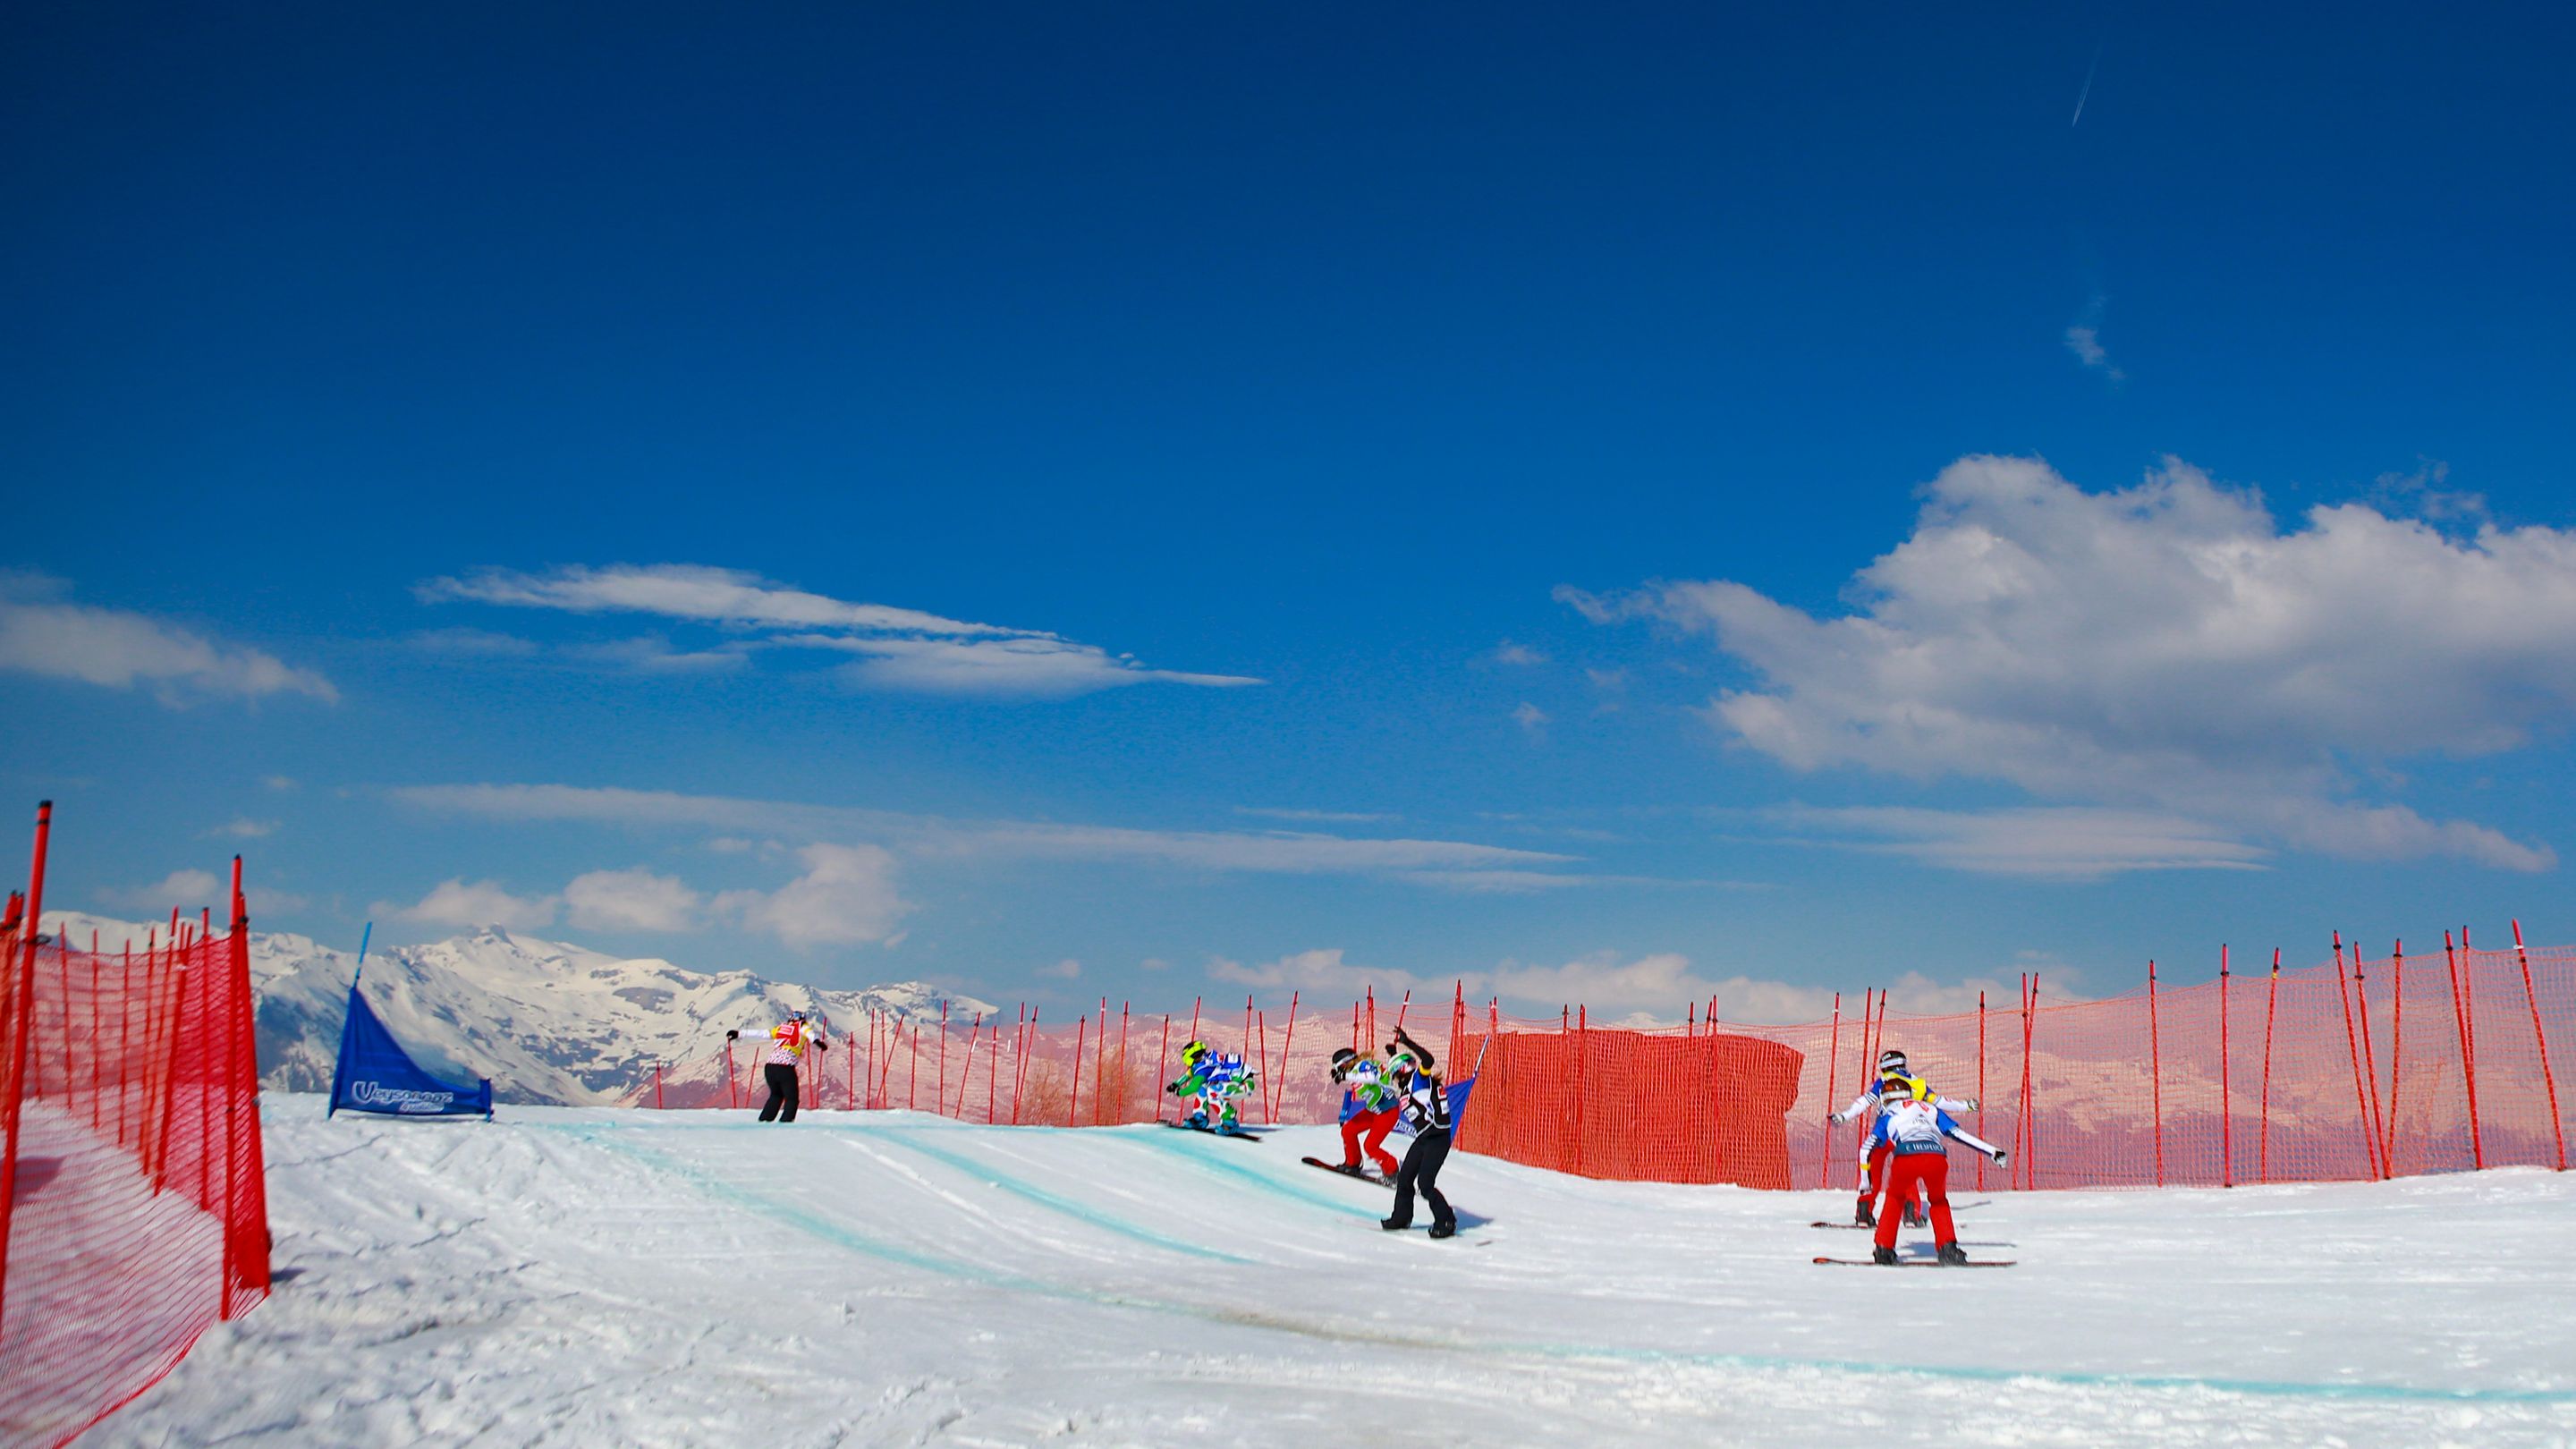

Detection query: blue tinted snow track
xmin=538 ymin=1122 xmax=2572 ymax=1408
xmin=864 ymin=1126 xmax=1254 ymax=1265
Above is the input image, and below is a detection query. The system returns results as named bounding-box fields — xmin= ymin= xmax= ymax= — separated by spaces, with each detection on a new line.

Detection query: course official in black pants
xmin=1380 ymin=1028 xmax=1457 ymax=1239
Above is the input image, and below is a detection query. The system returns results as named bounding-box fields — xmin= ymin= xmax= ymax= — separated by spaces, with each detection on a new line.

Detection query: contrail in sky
xmin=2072 ymin=36 xmax=2106 ymax=126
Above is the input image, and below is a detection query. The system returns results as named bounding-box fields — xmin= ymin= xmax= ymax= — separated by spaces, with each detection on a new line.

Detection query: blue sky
xmin=6 ymin=2 xmax=2572 ymax=1020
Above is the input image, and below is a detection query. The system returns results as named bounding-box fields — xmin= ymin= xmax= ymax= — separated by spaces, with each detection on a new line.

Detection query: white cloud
xmin=570 ymin=636 xmax=751 ymax=675
xmin=1037 ymin=958 xmax=1081 ymax=979
xmin=392 ymin=784 xmax=1582 ymax=886
xmin=1512 ymin=702 xmax=1549 ymax=735
xmin=1211 ymin=948 xmax=1431 ymax=999
xmin=387 ymin=878 xmax=561 ymax=930
xmin=716 ymin=843 xmax=909 ymax=950
xmin=419 ymin=563 xmax=1257 ymax=698
xmin=1488 ymin=641 xmax=1547 ymax=666
xmin=102 ymin=869 xmax=223 ymax=912
xmin=2065 ymin=294 xmax=2124 ymax=383
xmin=783 ymin=633 xmax=1261 ymax=698
xmin=209 ymin=818 xmax=280 ymax=839
xmin=263 ymin=775 xmax=299 ymax=792
xmin=0 ymin=576 xmax=336 ymax=705
xmin=418 ymin=564 xmax=1019 ymax=637
xmin=563 ymin=868 xmax=704 ymax=933
xmin=1774 ymin=805 xmax=2271 ymax=881
xmin=1567 ymin=455 xmax=2572 ymax=872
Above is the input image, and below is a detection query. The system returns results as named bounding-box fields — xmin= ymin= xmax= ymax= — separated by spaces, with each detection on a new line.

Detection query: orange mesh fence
xmin=1449 ymin=939 xmax=2572 ymax=1192
xmin=628 ymin=992 xmax=1433 ymax=1129
xmin=1 ymin=806 xmax=272 ymax=1449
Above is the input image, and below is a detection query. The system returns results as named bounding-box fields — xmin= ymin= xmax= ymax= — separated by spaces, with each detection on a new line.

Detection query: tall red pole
xmin=1155 ymin=1013 xmax=1173 ymax=1123
xmin=1069 ymin=1014 xmax=1087 ymax=1127
xmin=1976 ymin=989 xmax=1988 ymax=1191
xmin=938 ymin=1001 xmax=951 ymax=1116
xmin=2385 ymin=940 xmax=2405 ymax=1174
xmin=2259 ymin=949 xmax=2280 ymax=1183
xmin=1256 ymin=1010 xmax=1269 ymax=1125
xmin=1013 ymin=1007 xmax=1036 ymax=1125
xmin=1392 ymin=988 xmax=1412 ymax=1038
xmin=1095 ymin=998 xmax=1109 ymax=1127
xmin=2219 ymin=945 xmax=2233 ymax=1188
xmin=1818 ymin=991 xmax=1842 ymax=1190
xmin=2346 ymin=935 xmax=2388 ymax=1178
xmin=2148 ymin=961 xmax=2164 ymax=1187
xmin=1275 ymin=991 xmax=1299 ymax=1123
xmin=955 ymin=1012 xmax=983 ymax=1118
xmin=1117 ymin=1004 xmax=1131 ymax=1125
xmin=3 ymin=801 xmax=56 ymax=1310
xmin=986 ymin=1023 xmax=999 ymax=1124
xmin=907 ymin=1019 xmax=919 ymax=1112
xmin=2444 ymin=932 xmax=2484 ymax=1170
xmin=2511 ymin=920 xmax=2565 ymax=1171
xmin=2334 ymin=936 xmax=2379 ymax=1179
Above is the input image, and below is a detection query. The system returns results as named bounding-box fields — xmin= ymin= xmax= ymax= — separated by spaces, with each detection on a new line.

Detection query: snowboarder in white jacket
xmin=1864 ymin=1075 xmax=2004 ymax=1265
xmin=732 ymin=1013 xmax=827 ymax=1123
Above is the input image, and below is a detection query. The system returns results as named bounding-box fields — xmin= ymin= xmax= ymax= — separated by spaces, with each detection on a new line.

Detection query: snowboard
xmin=1160 ymin=1120 xmax=1264 ymax=1143
xmin=1811 ymin=1256 xmax=2015 ymax=1268
xmin=1301 ymin=1155 xmax=1395 ymax=1189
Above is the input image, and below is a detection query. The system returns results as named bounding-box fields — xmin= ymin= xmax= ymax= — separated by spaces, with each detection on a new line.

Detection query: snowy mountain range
xmin=40 ymin=911 xmax=996 ymax=1106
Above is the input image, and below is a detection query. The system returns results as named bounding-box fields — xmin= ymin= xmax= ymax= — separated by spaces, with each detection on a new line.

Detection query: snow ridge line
xmin=547 ymin=1126 xmax=2573 ymax=1407
xmin=1122 ymin=1128 xmax=1385 ymax=1220
xmin=864 ymin=1128 xmax=1258 ymax=1266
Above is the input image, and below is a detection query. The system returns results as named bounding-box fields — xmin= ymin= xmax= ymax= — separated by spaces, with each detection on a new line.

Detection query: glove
xmin=1165 ymin=1080 xmax=1184 ymax=1095
xmin=725 ymin=1030 xmax=740 ymax=1039
xmin=1826 ymin=1111 xmax=1846 ymax=1125
xmin=814 ymin=1040 xmax=828 ymax=1054
xmin=1992 ymin=1148 xmax=2009 ymax=1166
xmin=1955 ymin=1097 xmax=1979 ymax=1112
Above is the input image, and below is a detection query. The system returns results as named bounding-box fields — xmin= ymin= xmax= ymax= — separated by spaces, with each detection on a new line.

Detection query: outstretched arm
xmin=1391 ymin=1029 xmax=1436 ymax=1072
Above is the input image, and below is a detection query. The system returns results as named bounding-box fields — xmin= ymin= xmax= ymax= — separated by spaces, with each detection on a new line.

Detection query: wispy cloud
xmin=0 ymin=573 xmax=336 ymax=705
xmin=389 ymin=783 xmax=1586 ymax=886
xmin=1566 ymin=454 xmax=2573 ymax=872
xmin=208 ymin=818 xmax=280 ymax=839
xmin=1235 ymin=807 xmax=1401 ymax=824
xmin=2064 ymin=294 xmax=2125 ymax=383
xmin=1512 ymin=702 xmax=1549 ymax=736
xmin=1487 ymin=640 xmax=1548 ymax=666
xmin=418 ymin=563 xmax=1258 ymax=698
xmin=1771 ymin=805 xmax=2271 ymax=880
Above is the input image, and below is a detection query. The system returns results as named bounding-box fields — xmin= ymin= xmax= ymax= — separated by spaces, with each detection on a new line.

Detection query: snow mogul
xmin=1378 ymin=1028 xmax=1458 ymax=1240
xmin=1327 ymin=1046 xmax=1402 ymax=1179
xmin=728 ymin=1012 xmax=828 ymax=1123
xmin=1863 ymin=1075 xmax=2006 ymax=1265
xmin=1828 ymin=1048 xmax=1977 ymax=1227
xmin=1165 ymin=1039 xmax=1257 ymax=1134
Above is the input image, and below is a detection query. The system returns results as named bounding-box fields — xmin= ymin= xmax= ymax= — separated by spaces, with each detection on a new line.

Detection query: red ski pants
xmin=1342 ymin=1106 xmax=1400 ymax=1174
xmin=1871 ymin=1152 xmax=1956 ymax=1251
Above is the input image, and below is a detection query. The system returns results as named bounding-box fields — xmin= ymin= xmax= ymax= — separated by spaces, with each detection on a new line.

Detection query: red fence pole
xmin=1095 ymin=999 xmax=1110 ymax=1127
xmin=3 ymin=801 xmax=55 ymax=1312
xmin=955 ymin=1012 xmax=983 ymax=1118
xmin=2511 ymin=920 xmax=2565 ymax=1171
xmin=1275 ymin=991 xmax=1299 ymax=1123
xmin=2385 ymin=940 xmax=2405 ymax=1174
xmin=2259 ymin=948 xmax=2280 ymax=1183
xmin=2148 ymin=961 xmax=2164 ymax=1188
xmin=1117 ymin=1004 xmax=1131 ymax=1125
xmin=2345 ymin=935 xmax=2387 ymax=1179
xmin=2445 ymin=931 xmax=2484 ymax=1170
xmin=1013 ymin=1007 xmax=1035 ymax=1125
xmin=2219 ymin=945 xmax=2233 ymax=1188
xmin=1069 ymin=1013 xmax=1087 ymax=1127
xmin=2018 ymin=976 xmax=2039 ymax=1190
xmin=1155 ymin=1013 xmax=1173 ymax=1123
xmin=1976 ymin=989 xmax=1987 ymax=1191
xmin=2334 ymin=936 xmax=2378 ymax=1179
xmin=1818 ymin=991 xmax=1842 ymax=1190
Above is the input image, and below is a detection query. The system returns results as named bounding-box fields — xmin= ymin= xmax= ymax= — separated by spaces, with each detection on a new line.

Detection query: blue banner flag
xmin=328 ymin=983 xmax=492 ymax=1120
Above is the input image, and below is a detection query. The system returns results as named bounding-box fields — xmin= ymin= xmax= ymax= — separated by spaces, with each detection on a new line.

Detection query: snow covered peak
xmin=39 ymin=911 xmax=996 ymax=1106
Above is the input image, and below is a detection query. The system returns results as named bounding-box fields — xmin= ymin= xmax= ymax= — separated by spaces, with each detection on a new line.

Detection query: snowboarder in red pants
xmin=1830 ymin=1048 xmax=1977 ymax=1227
xmin=1868 ymin=1076 xmax=2004 ymax=1265
xmin=1330 ymin=1046 xmax=1402 ymax=1178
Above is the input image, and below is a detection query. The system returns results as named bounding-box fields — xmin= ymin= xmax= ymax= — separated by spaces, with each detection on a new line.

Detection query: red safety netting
xmin=628 ymin=990 xmax=1442 ymax=1130
xmin=1 ymin=805 xmax=272 ymax=1449
xmin=615 ymin=935 xmax=2572 ymax=1199
xmin=1448 ymin=938 xmax=2573 ymax=1193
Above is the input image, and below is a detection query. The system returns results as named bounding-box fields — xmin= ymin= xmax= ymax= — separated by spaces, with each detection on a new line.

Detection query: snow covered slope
xmin=40 ymin=911 xmax=993 ymax=1106
xmin=109 ymin=1099 xmax=2576 ymax=1447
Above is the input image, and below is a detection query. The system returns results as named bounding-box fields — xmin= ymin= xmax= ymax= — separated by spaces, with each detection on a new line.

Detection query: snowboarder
xmin=1865 ymin=1075 xmax=2005 ymax=1265
xmin=1379 ymin=1028 xmax=1457 ymax=1240
xmin=1329 ymin=1046 xmax=1402 ymax=1179
xmin=1828 ymin=1048 xmax=1975 ymax=1226
xmin=731 ymin=1013 xmax=827 ymax=1123
xmin=1165 ymin=1039 xmax=1256 ymax=1133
